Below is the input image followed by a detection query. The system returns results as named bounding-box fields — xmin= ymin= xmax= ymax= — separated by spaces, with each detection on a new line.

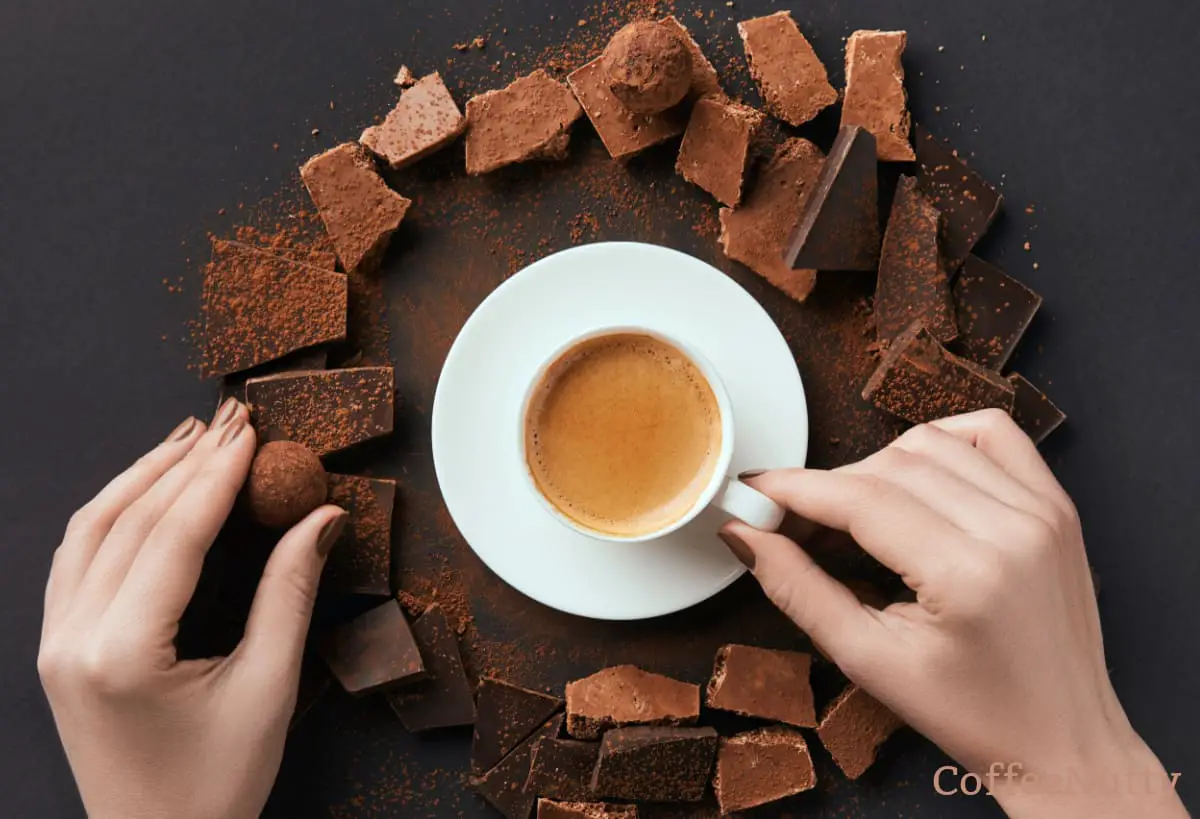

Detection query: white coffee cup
xmin=518 ymin=325 xmax=786 ymax=543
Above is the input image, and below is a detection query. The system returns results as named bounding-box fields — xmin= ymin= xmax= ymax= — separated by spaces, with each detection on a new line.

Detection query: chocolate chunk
xmin=245 ymin=366 xmax=394 ymax=456
xmin=473 ymin=678 xmax=565 ymax=774
xmin=915 ymin=126 xmax=1003 ymax=272
xmin=290 ymin=652 xmax=330 ymax=730
xmin=537 ymin=800 xmax=637 ymax=819
xmin=874 ymin=175 xmax=958 ymax=343
xmin=719 ymin=138 xmax=825 ymax=302
xmin=1008 ymin=373 xmax=1066 ymax=445
xmin=738 ymin=11 xmax=836 ymax=127
xmin=361 ymin=72 xmax=466 ymax=170
xmin=314 ymin=599 xmax=424 ymax=696
xmin=300 ymin=142 xmax=412 ymax=274
xmin=475 ymin=715 xmax=564 ymax=819
xmin=244 ymin=441 xmax=328 ymax=528
xmin=784 ymin=125 xmax=882 ymax=272
xmin=676 ymin=97 xmax=764 ymax=207
xmin=951 ymin=255 xmax=1043 ymax=370
xmin=465 ymin=70 xmax=584 ymax=175
xmin=817 ymin=685 xmax=903 ymax=780
xmin=219 ymin=347 xmax=329 ymax=405
xmin=202 ymin=238 xmax=347 ymax=377
xmin=567 ymin=58 xmax=686 ymax=160
xmin=601 ymin=21 xmax=693 ymax=115
xmin=658 ymin=16 xmax=724 ymax=101
xmin=525 ymin=738 xmax=600 ymax=801
xmin=705 ymin=644 xmax=816 ymax=727
xmin=841 ymin=30 xmax=914 ymax=161
xmin=386 ymin=604 xmax=476 ymax=731
xmin=713 ymin=726 xmax=816 ymax=813
xmin=591 ymin=726 xmax=718 ymax=802
xmin=863 ymin=321 xmax=1015 ymax=424
xmin=565 ymin=665 xmax=700 ymax=740
xmin=321 ymin=474 xmax=396 ymax=596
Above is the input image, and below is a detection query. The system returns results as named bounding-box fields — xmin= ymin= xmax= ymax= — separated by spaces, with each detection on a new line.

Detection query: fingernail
xmin=218 ymin=417 xmax=247 ymax=448
xmin=213 ymin=397 xmax=240 ymax=428
xmin=165 ymin=416 xmax=197 ymax=443
xmin=317 ymin=511 xmax=349 ymax=557
xmin=738 ymin=469 xmax=767 ymax=480
xmin=719 ymin=530 xmax=756 ymax=570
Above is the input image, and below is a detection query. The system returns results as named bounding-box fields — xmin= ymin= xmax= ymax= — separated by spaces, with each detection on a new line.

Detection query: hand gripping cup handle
xmin=713 ymin=476 xmax=786 ymax=532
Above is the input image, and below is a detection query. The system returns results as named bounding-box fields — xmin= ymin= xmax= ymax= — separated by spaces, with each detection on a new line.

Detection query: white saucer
xmin=431 ymin=242 xmax=808 ymax=620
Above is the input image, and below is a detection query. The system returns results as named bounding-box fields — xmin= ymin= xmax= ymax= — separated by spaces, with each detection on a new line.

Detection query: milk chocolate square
xmin=738 ymin=11 xmax=836 ymax=127
xmin=321 ymin=474 xmax=395 ymax=596
xmin=915 ymin=126 xmax=1003 ymax=273
xmin=474 ymin=714 xmax=564 ymax=819
xmin=658 ymin=15 xmax=724 ymax=101
xmin=361 ymin=72 xmax=466 ymax=170
xmin=705 ymin=644 xmax=816 ymax=727
xmin=537 ymin=801 xmax=637 ymax=819
xmin=472 ymin=678 xmax=565 ymax=774
xmin=386 ymin=604 xmax=476 ymax=731
xmin=713 ymin=727 xmax=816 ymax=813
xmin=841 ymin=30 xmax=914 ymax=161
xmin=525 ymin=738 xmax=600 ymax=801
xmin=951 ymin=255 xmax=1043 ymax=370
xmin=1008 ymin=373 xmax=1066 ymax=445
xmin=465 ymin=70 xmax=584 ymax=175
xmin=676 ymin=97 xmax=764 ymax=207
xmin=567 ymin=58 xmax=686 ymax=160
xmin=565 ymin=665 xmax=700 ymax=740
xmin=817 ymin=684 xmax=904 ymax=780
xmin=315 ymin=600 xmax=424 ymax=696
xmin=591 ymin=726 xmax=718 ymax=802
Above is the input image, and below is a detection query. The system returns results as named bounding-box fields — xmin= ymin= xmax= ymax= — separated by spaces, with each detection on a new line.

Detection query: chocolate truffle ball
xmin=601 ymin=20 xmax=694 ymax=114
xmin=245 ymin=441 xmax=328 ymax=528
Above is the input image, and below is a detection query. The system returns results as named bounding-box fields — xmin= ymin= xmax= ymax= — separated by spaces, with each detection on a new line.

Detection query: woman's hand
xmin=722 ymin=410 xmax=1187 ymax=819
xmin=38 ymin=399 xmax=347 ymax=819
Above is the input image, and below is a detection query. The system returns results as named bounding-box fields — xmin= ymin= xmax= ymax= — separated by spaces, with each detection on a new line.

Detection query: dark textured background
xmin=1 ymin=0 xmax=1197 ymax=816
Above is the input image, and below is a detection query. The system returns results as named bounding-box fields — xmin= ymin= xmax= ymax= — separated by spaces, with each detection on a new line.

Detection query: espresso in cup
xmin=524 ymin=332 xmax=723 ymax=537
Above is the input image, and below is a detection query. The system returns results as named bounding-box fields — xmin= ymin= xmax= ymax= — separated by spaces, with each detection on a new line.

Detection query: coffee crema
xmin=524 ymin=332 xmax=723 ymax=537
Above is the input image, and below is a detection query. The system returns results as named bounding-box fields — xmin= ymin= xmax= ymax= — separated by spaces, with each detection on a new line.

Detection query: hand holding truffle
xmin=37 ymin=399 xmax=347 ymax=819
xmin=721 ymin=410 xmax=1187 ymax=819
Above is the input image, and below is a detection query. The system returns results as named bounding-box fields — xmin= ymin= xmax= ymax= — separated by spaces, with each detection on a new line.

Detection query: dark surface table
xmin=2 ymin=0 xmax=1197 ymax=816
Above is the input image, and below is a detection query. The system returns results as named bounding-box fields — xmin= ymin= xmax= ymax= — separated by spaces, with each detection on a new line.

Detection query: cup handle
xmin=713 ymin=475 xmax=786 ymax=532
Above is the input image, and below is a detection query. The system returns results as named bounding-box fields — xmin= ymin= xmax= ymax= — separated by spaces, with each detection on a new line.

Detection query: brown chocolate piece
xmin=1008 ymin=373 xmax=1066 ymax=445
xmin=565 ymin=665 xmax=700 ymax=740
xmin=567 ymin=58 xmax=686 ymax=160
xmin=841 ymin=30 xmax=914 ymax=162
xmin=705 ymin=644 xmax=816 ymax=727
xmin=525 ymin=738 xmax=600 ymax=801
xmin=386 ymin=604 xmax=476 ymax=731
xmin=601 ymin=21 xmax=693 ymax=115
xmin=713 ymin=726 xmax=816 ymax=813
xmin=738 ymin=11 xmax=836 ymax=127
xmin=915 ymin=126 xmax=1003 ymax=272
xmin=300 ymin=142 xmax=412 ymax=274
xmin=472 ymin=678 xmax=565 ymax=774
xmin=817 ymin=685 xmax=904 ymax=779
xmin=784 ymin=124 xmax=882 ymax=272
xmin=863 ymin=321 xmax=1015 ymax=424
xmin=245 ymin=366 xmax=394 ymax=456
xmin=591 ymin=726 xmax=718 ymax=802
xmin=465 ymin=70 xmax=584 ymax=175
xmin=874 ymin=175 xmax=958 ymax=343
xmin=719 ymin=138 xmax=825 ymax=302
xmin=219 ymin=347 xmax=330 ymax=405
xmin=314 ymin=599 xmax=424 ymax=696
xmin=951 ymin=255 xmax=1043 ymax=370
xmin=538 ymin=800 xmax=637 ymax=819
xmin=658 ymin=16 xmax=724 ymax=101
xmin=202 ymin=239 xmax=347 ymax=377
xmin=361 ymin=72 xmax=466 ymax=170
xmin=243 ymin=441 xmax=328 ymax=528
xmin=475 ymin=715 xmax=564 ymax=819
xmin=676 ymin=97 xmax=764 ymax=207
xmin=321 ymin=474 xmax=396 ymax=596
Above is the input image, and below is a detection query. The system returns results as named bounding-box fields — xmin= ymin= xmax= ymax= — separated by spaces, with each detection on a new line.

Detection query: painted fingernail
xmin=719 ymin=530 xmax=756 ymax=570
xmin=165 ymin=416 xmax=198 ymax=443
xmin=213 ymin=397 xmax=240 ymax=428
xmin=317 ymin=511 xmax=349 ymax=557
xmin=738 ymin=469 xmax=767 ymax=480
xmin=218 ymin=418 xmax=247 ymax=448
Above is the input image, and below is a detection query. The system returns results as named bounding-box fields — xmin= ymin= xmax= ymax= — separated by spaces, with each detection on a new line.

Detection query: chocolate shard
xmin=219 ymin=346 xmax=330 ymax=405
xmin=914 ymin=126 xmax=1003 ymax=273
xmin=567 ymin=58 xmax=687 ymax=161
xmin=565 ymin=665 xmax=700 ymax=740
xmin=658 ymin=15 xmax=724 ymax=101
xmin=361 ymin=72 xmax=466 ymax=170
xmin=713 ymin=726 xmax=816 ymax=813
xmin=1008 ymin=373 xmax=1066 ymax=445
xmin=475 ymin=715 xmax=564 ymax=819
xmin=738 ymin=11 xmax=837 ymax=127
xmin=676 ymin=97 xmax=764 ymax=207
xmin=245 ymin=366 xmax=394 ymax=456
xmin=321 ymin=474 xmax=396 ymax=596
xmin=719 ymin=138 xmax=825 ymax=302
xmin=525 ymin=738 xmax=600 ymax=801
xmin=951 ymin=255 xmax=1043 ymax=370
xmin=537 ymin=800 xmax=637 ymax=819
xmin=472 ymin=678 xmax=565 ymax=775
xmin=465 ymin=70 xmax=584 ymax=175
xmin=314 ymin=599 xmax=424 ymax=696
xmin=385 ymin=604 xmax=476 ymax=731
xmin=784 ymin=125 xmax=882 ymax=272
xmin=841 ymin=30 xmax=914 ymax=162
xmin=590 ymin=726 xmax=718 ymax=802
xmin=874 ymin=175 xmax=958 ymax=344
xmin=705 ymin=644 xmax=816 ymax=727
xmin=863 ymin=321 xmax=1015 ymax=425
xmin=817 ymin=685 xmax=904 ymax=780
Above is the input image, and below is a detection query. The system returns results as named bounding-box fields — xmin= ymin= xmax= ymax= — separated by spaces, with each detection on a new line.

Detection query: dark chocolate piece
xmin=567 ymin=58 xmax=686 ymax=160
xmin=713 ymin=726 xmax=816 ymax=813
xmin=321 ymin=474 xmax=396 ymax=596
xmin=784 ymin=125 xmax=882 ymax=272
xmin=525 ymin=738 xmax=600 ymax=801
xmin=951 ymin=255 xmax=1043 ymax=370
xmin=1008 ymin=373 xmax=1066 ymax=445
xmin=475 ymin=715 xmax=564 ymax=819
xmin=915 ymin=126 xmax=1003 ymax=272
xmin=386 ymin=604 xmax=476 ymax=731
xmin=863 ymin=321 xmax=1015 ymax=424
xmin=842 ymin=30 xmax=914 ymax=161
xmin=565 ymin=665 xmax=700 ymax=740
xmin=738 ymin=11 xmax=836 ymax=127
xmin=465 ymin=70 xmax=584 ymax=175
xmin=245 ymin=366 xmax=394 ymax=456
xmin=314 ymin=599 xmax=424 ymax=696
xmin=676 ymin=97 xmax=764 ymax=207
xmin=219 ymin=346 xmax=329 ymax=405
xmin=361 ymin=72 xmax=466 ymax=170
xmin=537 ymin=800 xmax=637 ymax=819
xmin=472 ymin=678 xmax=565 ymax=775
xmin=658 ymin=16 xmax=724 ymax=101
xmin=591 ymin=726 xmax=718 ymax=802
xmin=817 ymin=684 xmax=904 ymax=780
xmin=705 ymin=644 xmax=816 ymax=727
xmin=290 ymin=652 xmax=330 ymax=731
xmin=874 ymin=175 xmax=958 ymax=343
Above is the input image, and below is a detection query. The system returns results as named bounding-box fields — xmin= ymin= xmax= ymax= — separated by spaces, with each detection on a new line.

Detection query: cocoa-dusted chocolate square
xmin=738 ymin=11 xmax=836 ymax=127
xmin=841 ymin=30 xmax=915 ymax=161
xmin=567 ymin=58 xmax=687 ymax=160
xmin=361 ymin=72 xmax=466 ymax=170
xmin=525 ymin=737 xmax=599 ymax=801
xmin=705 ymin=644 xmax=816 ymax=727
xmin=538 ymin=800 xmax=636 ymax=819
xmin=713 ymin=726 xmax=816 ymax=813
xmin=658 ymin=15 xmax=724 ymax=101
xmin=915 ymin=125 xmax=1003 ymax=272
xmin=386 ymin=604 xmax=476 ymax=731
xmin=474 ymin=714 xmax=564 ymax=819
xmin=1008 ymin=373 xmax=1066 ymax=445
xmin=816 ymin=684 xmax=904 ymax=780
xmin=472 ymin=678 xmax=564 ymax=775
xmin=565 ymin=665 xmax=699 ymax=740
xmin=321 ymin=474 xmax=395 ymax=596
xmin=676 ymin=97 xmax=764 ymax=207
xmin=314 ymin=599 xmax=424 ymax=696
xmin=951 ymin=255 xmax=1043 ymax=370
xmin=590 ymin=726 xmax=718 ymax=802
xmin=465 ymin=69 xmax=584 ymax=175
